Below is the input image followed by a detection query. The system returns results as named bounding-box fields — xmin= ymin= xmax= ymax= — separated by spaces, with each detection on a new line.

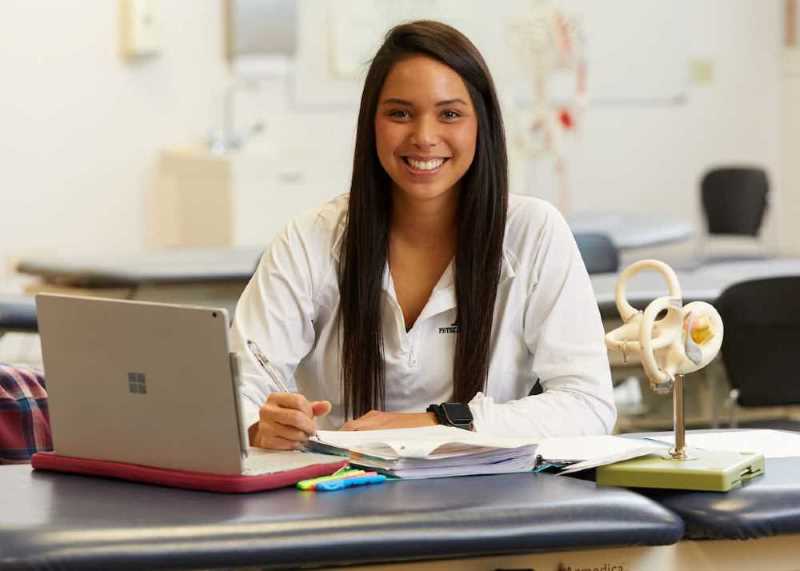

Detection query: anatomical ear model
xmin=605 ymin=260 xmax=724 ymax=459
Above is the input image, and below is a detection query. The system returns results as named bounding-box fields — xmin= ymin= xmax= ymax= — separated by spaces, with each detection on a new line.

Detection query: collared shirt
xmin=231 ymin=194 xmax=616 ymax=437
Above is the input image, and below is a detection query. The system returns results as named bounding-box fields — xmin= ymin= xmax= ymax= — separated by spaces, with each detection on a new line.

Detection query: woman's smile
xmin=401 ymin=156 xmax=450 ymax=175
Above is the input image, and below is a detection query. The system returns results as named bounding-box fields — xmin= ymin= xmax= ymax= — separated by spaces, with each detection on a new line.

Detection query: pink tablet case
xmin=31 ymin=451 xmax=347 ymax=493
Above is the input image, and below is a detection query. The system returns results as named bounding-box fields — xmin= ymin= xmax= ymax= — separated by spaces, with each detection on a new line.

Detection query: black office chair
xmin=574 ymin=233 xmax=619 ymax=275
xmin=700 ymin=167 xmax=770 ymax=261
xmin=715 ymin=276 xmax=800 ymax=429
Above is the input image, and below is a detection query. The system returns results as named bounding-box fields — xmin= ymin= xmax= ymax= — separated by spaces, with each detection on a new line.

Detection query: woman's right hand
xmin=249 ymin=393 xmax=332 ymax=450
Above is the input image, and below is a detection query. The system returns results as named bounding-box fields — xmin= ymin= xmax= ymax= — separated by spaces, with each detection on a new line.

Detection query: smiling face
xmin=374 ymin=55 xmax=478 ymax=206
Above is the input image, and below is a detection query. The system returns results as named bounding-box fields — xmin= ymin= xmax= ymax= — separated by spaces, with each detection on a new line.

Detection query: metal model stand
xmin=599 ymin=260 xmax=765 ymax=491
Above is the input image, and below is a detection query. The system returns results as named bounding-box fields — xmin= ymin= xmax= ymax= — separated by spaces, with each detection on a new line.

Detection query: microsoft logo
xmin=128 ymin=372 xmax=147 ymax=394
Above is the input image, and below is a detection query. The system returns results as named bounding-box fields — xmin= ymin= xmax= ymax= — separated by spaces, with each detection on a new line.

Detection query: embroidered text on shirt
xmin=438 ymin=323 xmax=460 ymax=334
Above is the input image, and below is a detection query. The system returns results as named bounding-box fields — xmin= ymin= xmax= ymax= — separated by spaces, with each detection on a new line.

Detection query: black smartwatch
xmin=427 ymin=402 xmax=474 ymax=430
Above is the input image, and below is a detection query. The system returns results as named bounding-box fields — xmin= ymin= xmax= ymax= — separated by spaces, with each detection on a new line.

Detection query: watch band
xmin=427 ymin=403 xmax=474 ymax=430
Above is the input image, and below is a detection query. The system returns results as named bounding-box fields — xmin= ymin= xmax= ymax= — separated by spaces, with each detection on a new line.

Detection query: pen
xmin=246 ymin=338 xmax=320 ymax=441
xmin=246 ymin=339 xmax=292 ymax=393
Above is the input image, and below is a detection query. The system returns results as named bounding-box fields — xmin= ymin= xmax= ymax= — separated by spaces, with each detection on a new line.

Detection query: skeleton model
xmin=509 ymin=0 xmax=587 ymax=213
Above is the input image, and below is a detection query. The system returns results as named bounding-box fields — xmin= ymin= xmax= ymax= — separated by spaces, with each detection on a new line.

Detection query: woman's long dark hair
xmin=338 ymin=20 xmax=508 ymax=419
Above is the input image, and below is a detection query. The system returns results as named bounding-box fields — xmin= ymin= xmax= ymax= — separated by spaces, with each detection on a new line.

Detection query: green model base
xmin=596 ymin=448 xmax=765 ymax=492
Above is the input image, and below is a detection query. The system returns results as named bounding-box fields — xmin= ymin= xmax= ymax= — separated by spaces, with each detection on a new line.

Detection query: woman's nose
xmin=409 ymin=116 xmax=439 ymax=148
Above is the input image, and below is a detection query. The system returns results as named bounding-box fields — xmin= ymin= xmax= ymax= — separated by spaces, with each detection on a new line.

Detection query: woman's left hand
xmin=340 ymin=410 xmax=437 ymax=431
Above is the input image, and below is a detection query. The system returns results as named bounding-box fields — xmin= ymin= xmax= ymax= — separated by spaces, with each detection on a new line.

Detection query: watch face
xmin=443 ymin=403 xmax=472 ymax=424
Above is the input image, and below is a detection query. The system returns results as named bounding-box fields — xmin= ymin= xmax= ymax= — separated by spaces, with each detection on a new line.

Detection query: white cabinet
xmin=149 ymin=146 xmax=349 ymax=248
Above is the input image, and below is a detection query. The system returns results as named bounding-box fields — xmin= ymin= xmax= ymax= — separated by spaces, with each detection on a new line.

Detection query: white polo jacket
xmin=231 ymin=193 xmax=616 ymax=437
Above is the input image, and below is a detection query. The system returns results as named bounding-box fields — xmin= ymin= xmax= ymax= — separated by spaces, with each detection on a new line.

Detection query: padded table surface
xmin=0 ymin=465 xmax=683 ymax=570
xmin=15 ymin=213 xmax=693 ymax=289
xmin=19 ymin=252 xmax=800 ymax=322
xmin=568 ymin=211 xmax=694 ymax=250
xmin=644 ymin=457 xmax=800 ymax=540
xmin=15 ymin=247 xmax=263 ymax=287
xmin=592 ymin=258 xmax=800 ymax=318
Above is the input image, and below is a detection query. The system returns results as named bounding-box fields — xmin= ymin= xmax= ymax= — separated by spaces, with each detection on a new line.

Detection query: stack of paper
xmin=307 ymin=425 xmax=538 ymax=479
xmin=306 ymin=427 xmax=672 ymax=479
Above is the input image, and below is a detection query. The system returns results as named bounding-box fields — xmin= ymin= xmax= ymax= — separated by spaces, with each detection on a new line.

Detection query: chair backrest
xmin=715 ymin=276 xmax=800 ymax=407
xmin=701 ymin=167 xmax=769 ymax=236
xmin=574 ymin=233 xmax=619 ymax=274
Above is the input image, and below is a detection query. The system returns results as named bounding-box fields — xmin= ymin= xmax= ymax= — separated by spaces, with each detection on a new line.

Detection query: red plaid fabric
xmin=0 ymin=364 xmax=52 ymax=463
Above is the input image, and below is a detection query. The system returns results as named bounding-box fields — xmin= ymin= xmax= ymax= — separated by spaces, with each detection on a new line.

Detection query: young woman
xmin=231 ymin=20 xmax=616 ymax=450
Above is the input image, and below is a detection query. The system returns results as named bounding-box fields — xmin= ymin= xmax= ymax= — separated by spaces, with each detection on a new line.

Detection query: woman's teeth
xmin=406 ymin=158 xmax=445 ymax=171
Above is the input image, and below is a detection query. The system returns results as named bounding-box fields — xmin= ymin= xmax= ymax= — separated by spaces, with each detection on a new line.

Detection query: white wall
xmin=0 ymin=0 xmax=229 ymax=275
xmin=567 ymin=0 xmax=783 ymax=251
xmin=285 ymin=0 xmax=784 ymax=249
xmin=0 ymin=0 xmax=788 ymax=280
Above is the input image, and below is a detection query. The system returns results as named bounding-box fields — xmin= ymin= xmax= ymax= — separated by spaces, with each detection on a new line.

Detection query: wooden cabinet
xmin=149 ymin=146 xmax=347 ymax=248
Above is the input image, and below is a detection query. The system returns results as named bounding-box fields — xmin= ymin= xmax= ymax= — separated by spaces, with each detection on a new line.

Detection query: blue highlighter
xmin=314 ymin=474 xmax=386 ymax=491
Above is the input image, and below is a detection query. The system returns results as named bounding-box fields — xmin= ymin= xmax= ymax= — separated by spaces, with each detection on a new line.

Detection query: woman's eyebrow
xmin=379 ymin=97 xmax=469 ymax=107
xmin=380 ymin=98 xmax=413 ymax=106
xmin=435 ymin=98 xmax=468 ymax=107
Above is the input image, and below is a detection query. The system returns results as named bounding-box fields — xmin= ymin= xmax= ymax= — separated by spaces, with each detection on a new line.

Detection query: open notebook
xmin=307 ymin=426 xmax=668 ymax=479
